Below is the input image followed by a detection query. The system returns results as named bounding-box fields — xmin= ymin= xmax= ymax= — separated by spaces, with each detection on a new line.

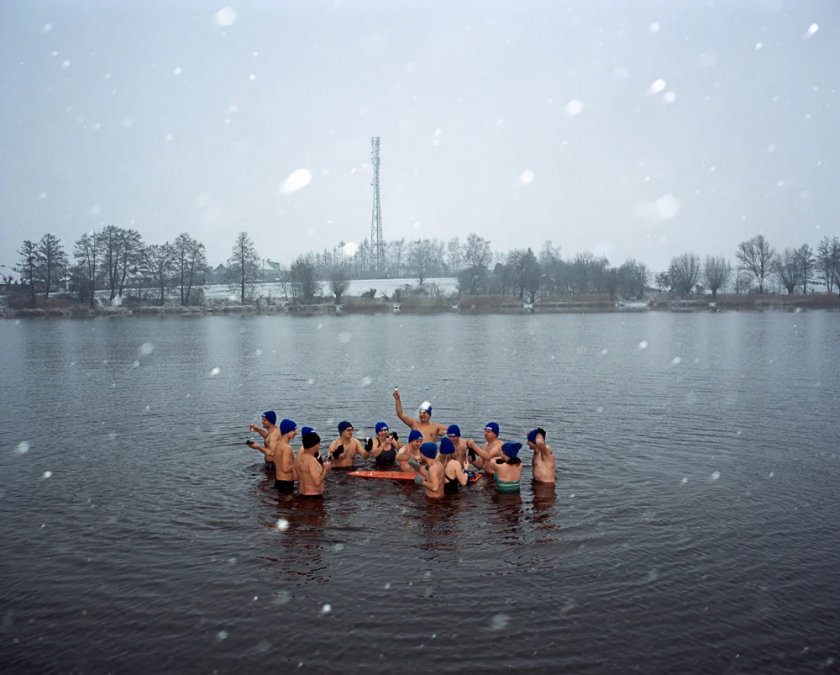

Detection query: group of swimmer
xmin=246 ymin=389 xmax=555 ymax=499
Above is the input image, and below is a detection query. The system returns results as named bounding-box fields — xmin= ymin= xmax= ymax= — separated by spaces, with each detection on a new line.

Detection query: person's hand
xmin=364 ymin=437 xmax=374 ymax=452
xmin=407 ymin=458 xmax=421 ymax=471
xmin=393 ymin=389 xmax=401 ymax=401
xmin=413 ymin=474 xmax=424 ymax=485
xmin=246 ymin=440 xmax=255 ymax=447
xmin=249 ymin=424 xmax=256 ymax=432
xmin=333 ymin=445 xmax=345 ymax=459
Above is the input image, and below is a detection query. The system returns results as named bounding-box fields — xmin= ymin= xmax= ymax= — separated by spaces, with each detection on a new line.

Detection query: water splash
xmin=16 ymin=441 xmax=30 ymax=455
xmin=139 ymin=342 xmax=154 ymax=356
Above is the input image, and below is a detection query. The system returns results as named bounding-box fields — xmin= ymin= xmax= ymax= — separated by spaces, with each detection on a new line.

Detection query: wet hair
xmin=495 ymin=457 xmax=522 ymax=466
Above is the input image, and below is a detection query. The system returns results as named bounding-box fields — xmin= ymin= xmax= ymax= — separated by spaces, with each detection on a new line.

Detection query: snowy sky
xmin=0 ymin=0 xmax=837 ymax=271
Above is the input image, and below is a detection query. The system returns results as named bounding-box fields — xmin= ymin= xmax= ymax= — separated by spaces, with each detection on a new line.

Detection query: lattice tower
xmin=370 ymin=137 xmax=384 ymax=274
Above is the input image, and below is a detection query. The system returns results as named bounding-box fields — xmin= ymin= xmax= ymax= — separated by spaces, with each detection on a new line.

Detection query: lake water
xmin=1 ymin=312 xmax=839 ymax=674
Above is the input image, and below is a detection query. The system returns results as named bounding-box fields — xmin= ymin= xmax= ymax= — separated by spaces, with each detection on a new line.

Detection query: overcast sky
xmin=1 ymin=0 xmax=837 ymax=271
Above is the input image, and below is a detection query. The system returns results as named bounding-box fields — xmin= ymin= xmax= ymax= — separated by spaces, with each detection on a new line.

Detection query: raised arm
xmin=466 ymin=438 xmax=492 ymax=461
xmin=250 ymin=424 xmax=269 ymax=440
xmin=354 ymin=438 xmax=370 ymax=460
xmin=393 ymin=390 xmax=417 ymax=428
xmin=309 ymin=458 xmax=332 ymax=486
xmin=535 ymin=441 xmax=553 ymax=457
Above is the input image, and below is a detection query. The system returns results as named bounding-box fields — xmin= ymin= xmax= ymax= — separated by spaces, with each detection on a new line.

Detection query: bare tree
xmin=289 ymin=254 xmax=322 ymax=302
xmin=522 ymin=248 xmax=541 ymax=303
xmin=408 ymin=239 xmax=434 ymax=286
xmin=703 ymin=255 xmax=731 ymax=298
xmin=669 ymin=252 xmax=701 ymax=295
xmin=73 ymin=231 xmax=101 ymax=307
xmin=117 ymin=229 xmax=143 ymax=298
xmin=36 ymin=233 xmax=69 ymax=301
xmin=227 ymin=232 xmax=261 ymax=305
xmin=15 ymin=240 xmax=39 ymax=306
xmin=816 ymin=236 xmax=840 ymax=295
xmin=100 ymin=225 xmax=125 ymax=301
xmin=387 ymin=238 xmax=406 ymax=278
xmin=329 ymin=265 xmax=350 ymax=303
xmin=460 ymin=233 xmax=492 ymax=295
xmin=772 ymin=248 xmax=801 ymax=295
xmin=446 ymin=237 xmax=462 ymax=273
xmin=173 ymin=233 xmax=207 ymax=306
xmin=142 ymin=243 xmax=175 ymax=305
xmin=736 ymin=234 xmax=775 ymax=294
xmin=572 ymin=252 xmax=596 ymax=295
xmin=655 ymin=271 xmax=672 ymax=294
xmin=795 ymin=244 xmax=815 ymax=294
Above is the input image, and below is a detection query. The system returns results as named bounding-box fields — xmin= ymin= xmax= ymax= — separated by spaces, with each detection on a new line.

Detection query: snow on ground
xmin=204 ymin=277 xmax=458 ymax=302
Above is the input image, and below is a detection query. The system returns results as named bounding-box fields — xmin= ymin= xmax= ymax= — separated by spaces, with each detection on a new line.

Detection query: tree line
xmin=9 ymin=227 xmax=840 ymax=307
xmin=12 ymin=227 xmax=207 ymax=307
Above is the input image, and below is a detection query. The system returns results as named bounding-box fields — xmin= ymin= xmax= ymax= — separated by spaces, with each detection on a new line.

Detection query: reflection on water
xmin=1 ymin=313 xmax=839 ymax=673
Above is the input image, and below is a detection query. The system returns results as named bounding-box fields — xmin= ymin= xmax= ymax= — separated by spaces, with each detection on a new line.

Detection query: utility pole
xmin=370 ymin=137 xmax=384 ymax=275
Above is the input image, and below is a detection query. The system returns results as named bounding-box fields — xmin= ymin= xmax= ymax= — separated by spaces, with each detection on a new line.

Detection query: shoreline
xmin=2 ymin=295 xmax=838 ymax=319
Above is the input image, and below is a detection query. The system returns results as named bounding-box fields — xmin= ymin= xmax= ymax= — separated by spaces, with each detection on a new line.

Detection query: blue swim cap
xmin=420 ymin=442 xmax=437 ymax=459
xmin=301 ymin=426 xmax=315 ymax=436
xmin=262 ymin=411 xmax=277 ymax=426
xmin=419 ymin=401 xmax=432 ymax=416
xmin=484 ymin=422 xmax=500 ymax=436
xmin=375 ymin=422 xmax=389 ymax=433
xmin=338 ymin=421 xmax=353 ymax=434
xmin=408 ymin=429 xmax=423 ymax=443
xmin=439 ymin=438 xmax=456 ymax=455
xmin=527 ymin=429 xmax=539 ymax=444
xmin=279 ymin=419 xmax=297 ymax=435
xmin=502 ymin=442 xmax=522 ymax=459
xmin=446 ymin=424 xmax=461 ymax=437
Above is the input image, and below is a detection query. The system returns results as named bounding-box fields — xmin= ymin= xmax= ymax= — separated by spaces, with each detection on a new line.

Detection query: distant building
xmin=264 ymin=260 xmax=282 ymax=282
xmin=208 ymin=264 xmax=228 ymax=285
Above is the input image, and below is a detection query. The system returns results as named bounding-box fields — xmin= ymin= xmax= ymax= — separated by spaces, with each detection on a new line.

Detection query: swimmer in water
xmin=396 ymin=430 xmax=424 ymax=472
xmin=411 ymin=442 xmax=445 ymax=499
xmin=466 ymin=422 xmax=503 ymax=476
xmin=327 ymin=421 xmax=370 ymax=469
xmin=493 ymin=442 xmax=523 ymax=493
xmin=295 ymin=431 xmax=332 ymax=498
xmin=368 ymin=422 xmax=402 ymax=466
xmin=393 ymin=389 xmax=449 ymax=443
xmin=527 ymin=427 xmax=556 ymax=485
xmin=444 ymin=424 xmax=474 ymax=469
xmin=247 ymin=410 xmax=280 ymax=469
xmin=272 ymin=419 xmax=298 ymax=492
xmin=439 ymin=437 xmax=468 ymax=494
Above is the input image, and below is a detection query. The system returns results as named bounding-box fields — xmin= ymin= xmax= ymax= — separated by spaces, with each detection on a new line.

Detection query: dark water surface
xmin=1 ymin=312 xmax=839 ymax=674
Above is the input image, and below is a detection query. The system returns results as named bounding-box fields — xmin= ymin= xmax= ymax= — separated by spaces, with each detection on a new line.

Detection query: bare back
xmin=533 ymin=442 xmax=556 ymax=484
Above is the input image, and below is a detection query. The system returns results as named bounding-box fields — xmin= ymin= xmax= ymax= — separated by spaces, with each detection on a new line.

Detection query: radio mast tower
xmin=370 ymin=137 xmax=384 ymax=275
